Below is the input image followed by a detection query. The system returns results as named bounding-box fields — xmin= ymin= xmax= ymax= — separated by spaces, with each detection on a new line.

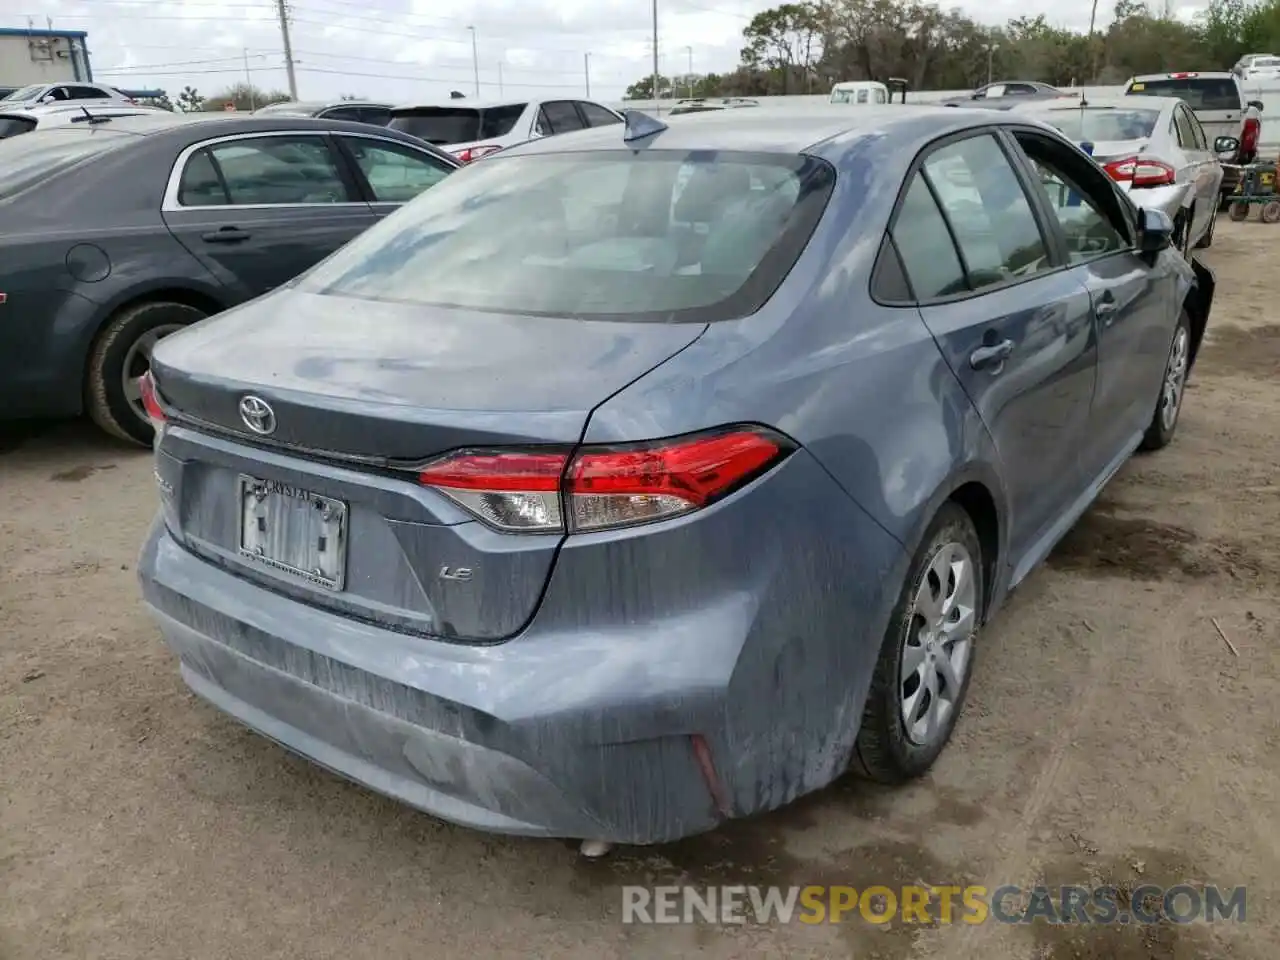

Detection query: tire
xmin=851 ymin=502 xmax=983 ymax=783
xmin=86 ymin=301 xmax=204 ymax=446
xmin=1194 ymin=204 xmax=1216 ymax=248
xmin=1139 ymin=309 xmax=1192 ymax=452
xmin=1228 ymin=200 xmax=1250 ymax=221
xmin=1262 ymin=200 xmax=1280 ymax=224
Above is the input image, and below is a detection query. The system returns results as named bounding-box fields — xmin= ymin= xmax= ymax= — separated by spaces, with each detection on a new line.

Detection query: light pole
xmin=584 ymin=51 xmax=591 ymax=97
xmin=986 ymin=43 xmax=999 ymax=86
xmin=243 ymin=48 xmax=256 ymax=110
xmin=651 ymin=0 xmax=660 ymax=115
xmin=1086 ymin=0 xmax=1100 ymax=83
xmin=467 ymin=26 xmax=479 ymax=97
xmin=686 ymin=45 xmax=693 ymax=97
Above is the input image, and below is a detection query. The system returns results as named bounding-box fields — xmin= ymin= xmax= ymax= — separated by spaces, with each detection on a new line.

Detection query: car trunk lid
xmin=150 ymin=288 xmax=706 ymax=642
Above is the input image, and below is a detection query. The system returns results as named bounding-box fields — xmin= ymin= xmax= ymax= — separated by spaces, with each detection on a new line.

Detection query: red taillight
xmin=1242 ymin=116 xmax=1260 ymax=153
xmin=450 ymin=144 xmax=503 ymax=164
xmin=138 ymin=370 xmax=166 ymax=427
xmin=1169 ymin=72 xmax=1198 ymax=79
xmin=1102 ymin=156 xmax=1175 ymax=187
xmin=417 ymin=426 xmax=792 ymax=534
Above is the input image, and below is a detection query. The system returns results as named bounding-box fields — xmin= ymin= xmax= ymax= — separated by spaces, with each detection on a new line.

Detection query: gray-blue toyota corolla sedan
xmin=137 ymin=105 xmax=1214 ymax=846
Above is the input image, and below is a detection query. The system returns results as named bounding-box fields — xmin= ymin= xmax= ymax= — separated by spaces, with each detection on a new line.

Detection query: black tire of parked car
xmin=86 ymin=301 xmax=206 ymax=446
xmin=1195 ymin=205 xmax=1217 ymax=249
xmin=1139 ymin=309 xmax=1192 ymax=453
xmin=851 ymin=502 xmax=983 ymax=784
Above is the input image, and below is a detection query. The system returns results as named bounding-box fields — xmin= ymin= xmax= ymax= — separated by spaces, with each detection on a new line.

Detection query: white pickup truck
xmin=1123 ymin=71 xmax=1263 ymax=204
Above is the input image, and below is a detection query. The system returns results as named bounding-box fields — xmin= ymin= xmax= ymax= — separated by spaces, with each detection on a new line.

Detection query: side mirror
xmin=1215 ymin=135 xmax=1240 ymax=154
xmin=1136 ymin=206 xmax=1174 ymax=262
xmin=1248 ymin=99 xmax=1264 ymax=112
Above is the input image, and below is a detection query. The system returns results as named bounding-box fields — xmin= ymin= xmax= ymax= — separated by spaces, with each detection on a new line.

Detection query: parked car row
xmin=130 ymin=103 xmax=1213 ymax=850
xmin=0 ymin=113 xmax=459 ymax=444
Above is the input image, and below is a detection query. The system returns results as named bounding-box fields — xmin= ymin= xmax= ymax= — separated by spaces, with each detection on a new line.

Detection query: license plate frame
xmin=237 ymin=475 xmax=348 ymax=591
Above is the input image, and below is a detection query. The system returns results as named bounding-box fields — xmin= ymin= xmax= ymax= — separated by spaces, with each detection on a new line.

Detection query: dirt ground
xmin=2 ymin=219 xmax=1278 ymax=960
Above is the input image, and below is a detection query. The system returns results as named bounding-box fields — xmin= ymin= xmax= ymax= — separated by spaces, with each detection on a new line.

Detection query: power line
xmin=96 ymin=54 xmax=273 ymax=72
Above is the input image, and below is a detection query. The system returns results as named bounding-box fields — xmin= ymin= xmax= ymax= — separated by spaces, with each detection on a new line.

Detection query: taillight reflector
xmin=1102 ymin=156 xmax=1175 ymax=187
xmin=138 ymin=370 xmax=166 ymax=427
xmin=1169 ymin=72 xmax=1198 ymax=79
xmin=1242 ymin=116 xmax=1260 ymax=153
xmin=451 ymin=144 xmax=503 ymax=164
xmin=418 ymin=426 xmax=793 ymax=534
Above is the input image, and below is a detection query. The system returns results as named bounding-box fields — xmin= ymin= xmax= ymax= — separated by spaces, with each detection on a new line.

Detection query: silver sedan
xmin=1010 ymin=96 xmax=1231 ymax=254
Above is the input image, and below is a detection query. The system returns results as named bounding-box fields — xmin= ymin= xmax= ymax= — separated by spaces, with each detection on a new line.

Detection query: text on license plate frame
xmin=237 ymin=475 xmax=348 ymax=591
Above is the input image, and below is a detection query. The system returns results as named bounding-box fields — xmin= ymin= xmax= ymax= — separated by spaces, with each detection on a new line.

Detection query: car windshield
xmin=0 ymin=129 xmax=132 ymax=198
xmin=299 ymin=150 xmax=836 ymax=322
xmin=1 ymin=85 xmax=43 ymax=102
xmin=1127 ymin=78 xmax=1239 ymax=110
xmin=387 ymin=104 xmax=527 ymax=144
xmin=1029 ymin=107 xmax=1161 ymax=141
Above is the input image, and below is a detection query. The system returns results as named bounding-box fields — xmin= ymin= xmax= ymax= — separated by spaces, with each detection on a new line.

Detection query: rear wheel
xmin=86 ymin=301 xmax=204 ymax=446
xmin=851 ymin=503 xmax=982 ymax=783
xmin=1229 ymin=200 xmax=1251 ymax=221
xmin=1261 ymin=200 xmax=1280 ymax=224
xmin=1139 ymin=310 xmax=1191 ymax=452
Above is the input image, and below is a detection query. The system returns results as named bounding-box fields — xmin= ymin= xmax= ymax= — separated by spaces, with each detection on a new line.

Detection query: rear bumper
xmin=138 ymin=446 xmax=907 ymax=844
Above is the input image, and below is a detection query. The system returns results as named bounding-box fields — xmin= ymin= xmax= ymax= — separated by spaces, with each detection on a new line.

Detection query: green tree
xmin=741 ymin=2 xmax=827 ymax=92
xmin=175 ymin=86 xmax=203 ymax=112
xmin=623 ymin=74 xmax=674 ymax=99
xmin=202 ymin=83 xmax=291 ymax=111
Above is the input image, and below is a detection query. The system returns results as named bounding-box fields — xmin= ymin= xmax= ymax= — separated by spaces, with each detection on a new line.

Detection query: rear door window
xmin=922 ymin=135 xmax=1051 ymax=289
xmin=320 ymin=106 xmax=361 ymax=122
xmin=1126 ymin=77 xmax=1241 ymax=111
xmin=199 ymin=135 xmax=352 ymax=205
xmin=387 ymin=104 xmax=527 ymax=144
xmin=1172 ymin=106 xmax=1197 ymax=148
xmin=578 ymin=102 xmax=622 ymax=127
xmin=357 ymin=106 xmax=392 ymax=126
xmin=539 ymin=101 xmax=586 ymax=135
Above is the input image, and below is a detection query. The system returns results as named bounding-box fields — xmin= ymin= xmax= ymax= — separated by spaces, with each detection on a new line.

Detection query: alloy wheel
xmin=121 ymin=323 xmax=183 ymax=424
xmin=901 ymin=541 xmax=977 ymax=746
xmin=1161 ymin=325 xmax=1190 ymax=433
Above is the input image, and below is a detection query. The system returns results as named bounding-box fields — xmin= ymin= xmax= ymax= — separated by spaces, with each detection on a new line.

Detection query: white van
xmin=829 ymin=81 xmax=889 ymax=105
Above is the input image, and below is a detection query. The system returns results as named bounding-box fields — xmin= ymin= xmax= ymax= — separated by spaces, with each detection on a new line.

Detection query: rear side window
xmin=0 ymin=116 xmax=36 ymax=139
xmin=1126 ymin=78 xmax=1240 ymax=111
xmin=923 ymin=135 xmax=1049 ymax=289
xmin=538 ymin=101 xmax=585 ymax=135
xmin=387 ymin=104 xmax=526 ymax=144
xmin=891 ymin=176 xmax=967 ymax=299
xmin=579 ymin=102 xmax=621 ymax=127
xmin=185 ymin=136 xmax=351 ymax=206
xmin=358 ymin=106 xmax=392 ymax=126
xmin=299 ymin=150 xmax=836 ymax=323
xmin=340 ymin=136 xmax=451 ymax=202
xmin=0 ymin=130 xmax=131 ymax=198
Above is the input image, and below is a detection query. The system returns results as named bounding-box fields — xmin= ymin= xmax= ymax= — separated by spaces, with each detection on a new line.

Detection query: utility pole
xmin=497 ymin=61 xmax=504 ymax=96
xmin=1086 ymin=0 xmax=1100 ymax=83
xmin=686 ymin=46 xmax=693 ymax=97
xmin=584 ymin=52 xmax=591 ymax=97
xmin=244 ymin=49 xmax=257 ymax=109
xmin=651 ymin=0 xmax=660 ymax=115
xmin=274 ymin=0 xmax=297 ymax=99
xmin=468 ymin=26 xmax=479 ymax=97
xmin=986 ymin=43 xmax=998 ymax=86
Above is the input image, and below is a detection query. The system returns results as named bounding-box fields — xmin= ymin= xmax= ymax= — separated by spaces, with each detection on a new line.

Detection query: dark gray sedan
xmin=0 ymin=114 xmax=458 ymax=444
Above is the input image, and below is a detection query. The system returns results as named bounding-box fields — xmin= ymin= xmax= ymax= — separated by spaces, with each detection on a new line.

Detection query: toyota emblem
xmin=238 ymin=395 xmax=276 ymax=435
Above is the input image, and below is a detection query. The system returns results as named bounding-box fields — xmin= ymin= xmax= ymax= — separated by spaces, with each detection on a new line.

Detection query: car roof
xmin=1012 ymin=96 xmax=1178 ymax=112
xmin=11 ymin=112 xmax=450 ymax=146
xmin=1129 ymin=71 xmax=1236 ymax=81
xmin=390 ymin=98 xmax=534 ymax=111
xmin=497 ymin=104 xmax=1029 ymax=160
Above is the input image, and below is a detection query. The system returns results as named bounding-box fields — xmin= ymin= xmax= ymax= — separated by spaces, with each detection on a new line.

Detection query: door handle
xmin=969 ymin=339 xmax=1015 ymax=371
xmin=201 ymin=227 xmax=251 ymax=243
xmin=1095 ymin=296 xmax=1119 ymax=325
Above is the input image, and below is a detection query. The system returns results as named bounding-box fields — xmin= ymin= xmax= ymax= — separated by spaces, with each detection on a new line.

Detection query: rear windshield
xmin=1126 ymin=78 xmax=1240 ymax=111
xmin=0 ymin=130 xmax=131 ymax=198
xmin=0 ymin=116 xmax=37 ymax=139
xmin=1028 ymin=107 xmax=1161 ymax=142
xmin=300 ymin=150 xmax=836 ymax=323
xmin=388 ymin=104 xmax=526 ymax=144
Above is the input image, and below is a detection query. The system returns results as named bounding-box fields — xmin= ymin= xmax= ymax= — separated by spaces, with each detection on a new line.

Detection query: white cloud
xmin=2 ymin=0 xmax=1207 ymax=103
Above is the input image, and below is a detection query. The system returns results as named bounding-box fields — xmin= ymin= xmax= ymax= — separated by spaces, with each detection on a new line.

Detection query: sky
xmin=1 ymin=0 xmax=1206 ymax=104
